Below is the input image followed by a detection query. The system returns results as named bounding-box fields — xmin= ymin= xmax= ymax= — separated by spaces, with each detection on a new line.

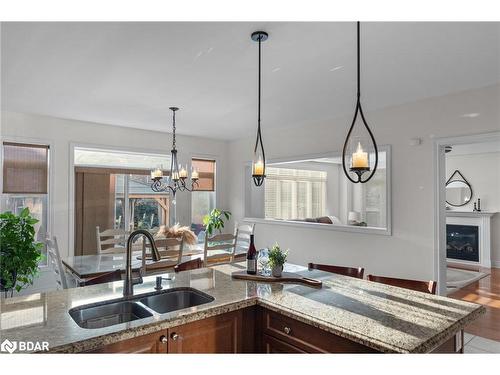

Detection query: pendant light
xmin=150 ymin=107 xmax=199 ymax=196
xmin=341 ymin=22 xmax=379 ymax=184
xmin=251 ymin=31 xmax=268 ymax=187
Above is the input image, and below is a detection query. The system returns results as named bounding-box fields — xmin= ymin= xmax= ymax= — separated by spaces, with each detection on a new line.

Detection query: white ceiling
xmin=2 ymin=22 xmax=499 ymax=140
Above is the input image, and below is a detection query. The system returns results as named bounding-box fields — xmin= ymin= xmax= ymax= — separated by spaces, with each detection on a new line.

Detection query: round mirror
xmin=446 ymin=180 xmax=472 ymax=207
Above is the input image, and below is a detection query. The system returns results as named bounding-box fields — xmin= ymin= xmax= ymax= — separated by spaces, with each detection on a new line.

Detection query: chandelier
xmin=150 ymin=107 xmax=199 ymax=196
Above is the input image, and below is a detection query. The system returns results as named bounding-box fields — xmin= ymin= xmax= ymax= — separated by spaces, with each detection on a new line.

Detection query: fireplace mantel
xmin=446 ymin=211 xmax=497 ymax=218
xmin=446 ymin=211 xmax=497 ymax=268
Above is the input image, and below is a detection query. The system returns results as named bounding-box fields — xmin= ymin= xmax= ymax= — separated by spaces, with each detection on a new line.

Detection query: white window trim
xmin=243 ymin=145 xmax=392 ymax=236
xmin=1 ymin=135 xmax=55 ymax=270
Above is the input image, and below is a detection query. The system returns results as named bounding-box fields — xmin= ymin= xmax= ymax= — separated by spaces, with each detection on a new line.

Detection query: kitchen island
xmin=0 ymin=263 xmax=485 ymax=353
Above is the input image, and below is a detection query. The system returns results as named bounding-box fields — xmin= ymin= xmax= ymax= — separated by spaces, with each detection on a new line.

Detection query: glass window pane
xmin=74 ymin=147 xmax=169 ymax=170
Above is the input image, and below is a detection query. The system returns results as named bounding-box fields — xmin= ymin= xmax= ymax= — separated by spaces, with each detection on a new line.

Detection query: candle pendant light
xmin=251 ymin=31 xmax=268 ymax=187
xmin=342 ymin=22 xmax=379 ymax=184
xmin=150 ymin=107 xmax=199 ymax=197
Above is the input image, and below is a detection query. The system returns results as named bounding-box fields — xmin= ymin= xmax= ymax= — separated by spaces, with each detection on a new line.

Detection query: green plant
xmin=268 ymin=243 xmax=288 ymax=269
xmin=202 ymin=208 xmax=231 ymax=236
xmin=0 ymin=208 xmax=44 ymax=292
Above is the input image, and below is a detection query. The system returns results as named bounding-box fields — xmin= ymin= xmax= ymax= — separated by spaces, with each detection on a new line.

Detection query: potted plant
xmin=268 ymin=243 xmax=288 ymax=278
xmin=203 ymin=208 xmax=231 ymax=236
xmin=0 ymin=208 xmax=44 ymax=296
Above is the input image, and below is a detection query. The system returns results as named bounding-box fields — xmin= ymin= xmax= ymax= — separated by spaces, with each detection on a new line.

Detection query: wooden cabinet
xmin=168 ymin=310 xmax=242 ymax=353
xmin=90 ymin=330 xmax=168 ymax=353
xmin=262 ymin=334 xmax=306 ymax=353
xmin=258 ymin=308 xmax=376 ymax=353
xmin=92 ymin=309 xmax=247 ymax=354
xmin=89 ymin=306 xmax=461 ymax=354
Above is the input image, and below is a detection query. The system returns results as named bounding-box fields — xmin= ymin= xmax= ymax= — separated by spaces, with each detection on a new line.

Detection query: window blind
xmin=3 ymin=142 xmax=49 ymax=194
xmin=265 ymin=167 xmax=326 ymax=220
xmin=192 ymin=158 xmax=215 ymax=192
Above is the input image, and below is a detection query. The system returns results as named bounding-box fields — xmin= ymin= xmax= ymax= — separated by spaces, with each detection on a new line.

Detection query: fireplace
xmin=446 ymin=224 xmax=479 ymax=262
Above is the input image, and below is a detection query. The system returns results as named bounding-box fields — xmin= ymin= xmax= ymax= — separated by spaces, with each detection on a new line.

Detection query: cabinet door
xmin=90 ymin=331 xmax=168 ymax=353
xmin=168 ymin=310 xmax=242 ymax=353
xmin=262 ymin=334 xmax=306 ymax=353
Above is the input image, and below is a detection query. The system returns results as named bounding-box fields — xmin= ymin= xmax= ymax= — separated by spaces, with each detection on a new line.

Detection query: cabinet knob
xmin=160 ymin=335 xmax=168 ymax=344
xmin=171 ymin=332 xmax=179 ymax=341
xmin=283 ymin=326 xmax=292 ymax=335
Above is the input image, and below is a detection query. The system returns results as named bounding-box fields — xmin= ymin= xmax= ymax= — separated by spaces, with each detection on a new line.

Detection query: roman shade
xmin=192 ymin=158 xmax=215 ymax=192
xmin=3 ymin=142 xmax=49 ymax=194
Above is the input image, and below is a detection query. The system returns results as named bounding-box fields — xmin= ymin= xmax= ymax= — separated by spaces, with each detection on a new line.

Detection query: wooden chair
xmin=79 ymin=270 xmax=122 ymax=286
xmin=367 ymin=274 xmax=437 ymax=294
xmin=141 ymin=237 xmax=185 ymax=273
xmin=96 ymin=226 xmax=129 ymax=254
xmin=203 ymin=230 xmax=238 ymax=266
xmin=174 ymin=258 xmax=203 ymax=273
xmin=46 ymin=236 xmax=69 ymax=289
xmin=235 ymin=222 xmax=255 ymax=254
xmin=308 ymin=262 xmax=364 ymax=279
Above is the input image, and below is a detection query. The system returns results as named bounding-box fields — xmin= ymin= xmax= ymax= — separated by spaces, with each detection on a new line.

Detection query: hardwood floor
xmin=448 ymin=267 xmax=500 ymax=341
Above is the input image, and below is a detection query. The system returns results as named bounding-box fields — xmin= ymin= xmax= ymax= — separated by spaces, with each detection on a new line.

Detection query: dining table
xmin=61 ymin=244 xmax=246 ymax=282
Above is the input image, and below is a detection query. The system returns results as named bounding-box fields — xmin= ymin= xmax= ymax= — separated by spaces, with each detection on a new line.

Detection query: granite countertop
xmin=0 ymin=263 xmax=485 ymax=353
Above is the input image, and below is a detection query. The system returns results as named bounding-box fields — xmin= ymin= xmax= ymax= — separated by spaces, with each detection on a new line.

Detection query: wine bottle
xmin=246 ymin=234 xmax=257 ymax=275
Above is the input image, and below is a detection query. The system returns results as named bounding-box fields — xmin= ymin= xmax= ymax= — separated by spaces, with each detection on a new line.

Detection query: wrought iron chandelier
xmin=150 ymin=107 xmax=199 ymax=196
xmin=341 ymin=22 xmax=379 ymax=184
xmin=251 ymin=31 xmax=268 ymax=187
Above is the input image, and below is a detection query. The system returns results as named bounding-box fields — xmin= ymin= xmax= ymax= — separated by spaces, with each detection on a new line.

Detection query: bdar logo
xmin=1 ymin=339 xmax=17 ymax=353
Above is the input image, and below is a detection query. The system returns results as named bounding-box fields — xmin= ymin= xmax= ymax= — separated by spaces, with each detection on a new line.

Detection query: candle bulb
xmin=151 ymin=168 xmax=163 ymax=179
xmin=179 ymin=166 xmax=188 ymax=178
xmin=191 ymin=169 xmax=199 ymax=180
xmin=352 ymin=142 xmax=369 ymax=169
xmin=253 ymin=158 xmax=264 ymax=176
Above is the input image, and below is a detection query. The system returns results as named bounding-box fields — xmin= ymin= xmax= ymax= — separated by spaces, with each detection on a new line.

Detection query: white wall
xmin=227 ymin=84 xmax=500 ymax=281
xmin=446 ymin=152 xmax=500 ymax=265
xmin=1 ymin=111 xmax=229 ymax=294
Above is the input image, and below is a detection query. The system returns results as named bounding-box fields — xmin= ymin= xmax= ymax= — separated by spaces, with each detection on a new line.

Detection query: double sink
xmin=69 ymin=287 xmax=215 ymax=329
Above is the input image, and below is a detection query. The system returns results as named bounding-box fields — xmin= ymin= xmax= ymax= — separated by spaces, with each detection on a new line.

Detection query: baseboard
xmin=491 ymin=260 xmax=500 ymax=269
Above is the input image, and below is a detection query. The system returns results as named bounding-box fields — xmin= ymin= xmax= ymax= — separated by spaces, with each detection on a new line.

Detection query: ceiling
xmin=2 ymin=22 xmax=499 ymax=140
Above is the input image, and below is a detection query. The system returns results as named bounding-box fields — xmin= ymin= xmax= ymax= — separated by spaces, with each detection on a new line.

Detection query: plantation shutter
xmin=3 ymin=142 xmax=49 ymax=194
xmin=192 ymin=159 xmax=215 ymax=191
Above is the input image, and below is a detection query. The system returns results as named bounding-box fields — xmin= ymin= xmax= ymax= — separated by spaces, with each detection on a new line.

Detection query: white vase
xmin=271 ymin=265 xmax=283 ymax=278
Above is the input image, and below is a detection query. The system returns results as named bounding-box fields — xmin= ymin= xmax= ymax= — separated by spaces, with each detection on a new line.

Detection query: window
xmin=73 ymin=147 xmax=170 ymax=255
xmin=1 ymin=142 xmax=50 ymax=265
xmin=265 ymin=167 xmax=326 ymax=220
xmin=191 ymin=159 xmax=216 ymax=228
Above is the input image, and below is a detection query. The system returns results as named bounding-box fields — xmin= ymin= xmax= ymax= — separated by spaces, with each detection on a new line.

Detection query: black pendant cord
xmin=342 ymin=21 xmax=379 ymax=184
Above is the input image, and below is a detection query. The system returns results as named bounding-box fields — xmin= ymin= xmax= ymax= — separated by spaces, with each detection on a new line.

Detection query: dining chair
xmin=308 ymin=262 xmax=365 ymax=279
xmin=203 ymin=229 xmax=239 ymax=267
xmin=79 ymin=270 xmax=122 ymax=287
xmin=234 ymin=222 xmax=255 ymax=254
xmin=46 ymin=236 xmax=69 ymax=290
xmin=141 ymin=237 xmax=185 ymax=274
xmin=96 ymin=226 xmax=129 ymax=254
xmin=367 ymin=274 xmax=437 ymax=294
xmin=174 ymin=258 xmax=203 ymax=273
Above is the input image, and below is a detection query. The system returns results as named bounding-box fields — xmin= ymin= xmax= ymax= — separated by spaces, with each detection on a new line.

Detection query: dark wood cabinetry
xmin=91 ymin=305 xmax=461 ymax=354
xmin=92 ymin=309 xmax=246 ymax=354
xmin=168 ymin=310 xmax=242 ymax=353
xmin=257 ymin=308 xmax=376 ymax=353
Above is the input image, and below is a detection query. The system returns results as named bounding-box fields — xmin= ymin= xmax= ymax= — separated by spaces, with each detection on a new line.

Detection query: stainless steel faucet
xmin=124 ymin=229 xmax=161 ymax=297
